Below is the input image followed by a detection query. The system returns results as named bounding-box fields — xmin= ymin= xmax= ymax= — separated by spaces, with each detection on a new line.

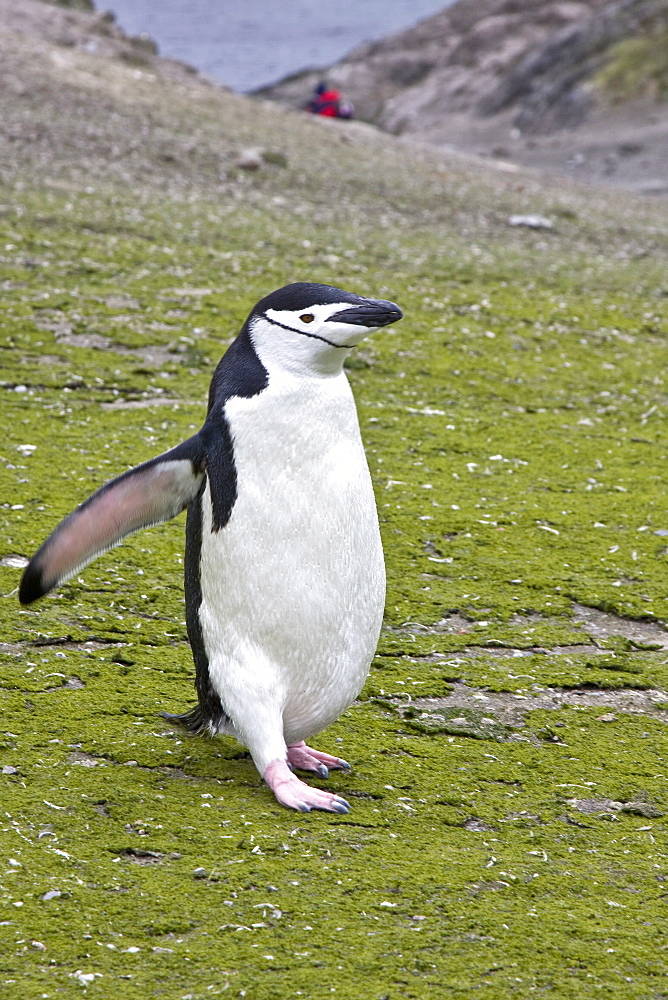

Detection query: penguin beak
xmin=325 ymin=299 xmax=402 ymax=329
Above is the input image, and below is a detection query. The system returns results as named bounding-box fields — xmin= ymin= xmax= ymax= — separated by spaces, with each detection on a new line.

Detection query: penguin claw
xmin=264 ymin=760 xmax=351 ymax=814
xmin=286 ymin=741 xmax=351 ymax=775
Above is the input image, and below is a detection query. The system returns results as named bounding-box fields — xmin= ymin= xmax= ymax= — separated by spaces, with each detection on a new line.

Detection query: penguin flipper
xmin=19 ymin=435 xmax=206 ymax=605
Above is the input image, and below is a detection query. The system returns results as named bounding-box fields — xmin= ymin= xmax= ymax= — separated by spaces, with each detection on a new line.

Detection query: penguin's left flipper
xmin=19 ymin=435 xmax=206 ymax=605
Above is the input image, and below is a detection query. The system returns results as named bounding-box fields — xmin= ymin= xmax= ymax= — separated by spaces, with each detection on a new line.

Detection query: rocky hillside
xmin=259 ymin=0 xmax=668 ymax=193
xmin=2 ymin=0 xmax=199 ymax=87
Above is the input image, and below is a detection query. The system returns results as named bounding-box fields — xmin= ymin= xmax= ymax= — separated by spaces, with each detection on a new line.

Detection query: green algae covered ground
xmin=2 ymin=16 xmax=668 ymax=999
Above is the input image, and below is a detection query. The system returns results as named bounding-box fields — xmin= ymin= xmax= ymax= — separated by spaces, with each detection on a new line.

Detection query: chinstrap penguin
xmin=19 ymin=282 xmax=402 ymax=813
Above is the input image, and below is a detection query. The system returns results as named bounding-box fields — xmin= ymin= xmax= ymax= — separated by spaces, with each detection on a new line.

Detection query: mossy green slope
xmin=1 ymin=26 xmax=668 ymax=999
xmin=594 ymin=0 xmax=668 ymax=105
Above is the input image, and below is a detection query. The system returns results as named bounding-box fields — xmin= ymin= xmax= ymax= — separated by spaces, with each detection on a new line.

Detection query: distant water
xmin=104 ymin=0 xmax=453 ymax=93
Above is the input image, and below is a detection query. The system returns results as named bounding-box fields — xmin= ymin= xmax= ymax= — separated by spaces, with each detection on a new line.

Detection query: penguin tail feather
xmin=161 ymin=705 xmax=220 ymax=737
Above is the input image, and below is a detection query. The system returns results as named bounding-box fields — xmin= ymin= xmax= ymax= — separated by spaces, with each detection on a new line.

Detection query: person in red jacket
xmin=306 ymin=81 xmax=354 ymax=119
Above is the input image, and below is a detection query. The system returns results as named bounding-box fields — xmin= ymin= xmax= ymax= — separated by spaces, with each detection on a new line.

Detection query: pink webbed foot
xmin=286 ymin=741 xmax=351 ymax=779
xmin=264 ymin=760 xmax=350 ymax=813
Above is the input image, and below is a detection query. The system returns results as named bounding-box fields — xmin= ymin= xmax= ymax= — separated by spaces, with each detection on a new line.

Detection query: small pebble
xmin=508 ymin=214 xmax=554 ymax=230
xmin=1 ymin=555 xmax=29 ymax=568
xmin=233 ymin=148 xmax=262 ymax=170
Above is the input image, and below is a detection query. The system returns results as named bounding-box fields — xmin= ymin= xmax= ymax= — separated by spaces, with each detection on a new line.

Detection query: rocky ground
xmin=260 ymin=0 xmax=668 ymax=195
xmin=1 ymin=2 xmax=668 ymax=998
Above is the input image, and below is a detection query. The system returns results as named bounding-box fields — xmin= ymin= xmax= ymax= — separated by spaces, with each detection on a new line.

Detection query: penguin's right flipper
xmin=19 ymin=435 xmax=206 ymax=605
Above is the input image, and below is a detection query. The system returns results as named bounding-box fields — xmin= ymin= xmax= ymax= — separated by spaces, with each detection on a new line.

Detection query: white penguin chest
xmin=197 ymin=370 xmax=385 ymax=731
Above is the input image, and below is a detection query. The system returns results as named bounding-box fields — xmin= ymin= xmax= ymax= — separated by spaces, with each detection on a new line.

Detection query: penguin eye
xmin=300 ymin=313 xmax=315 ymax=324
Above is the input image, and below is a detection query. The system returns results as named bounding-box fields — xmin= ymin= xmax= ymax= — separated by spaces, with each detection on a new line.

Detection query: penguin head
xmin=245 ymin=282 xmax=402 ymax=376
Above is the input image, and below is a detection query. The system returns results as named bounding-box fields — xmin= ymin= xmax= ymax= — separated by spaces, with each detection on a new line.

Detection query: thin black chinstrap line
xmin=265 ymin=316 xmax=349 ymax=348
